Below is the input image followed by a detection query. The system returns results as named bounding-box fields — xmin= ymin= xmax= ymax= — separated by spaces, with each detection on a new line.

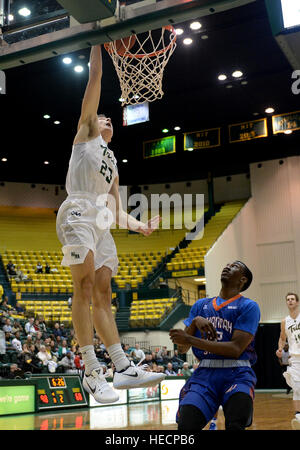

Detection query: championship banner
xmin=143 ymin=136 xmax=176 ymax=159
xmin=272 ymin=110 xmax=300 ymax=134
xmin=229 ymin=118 xmax=268 ymax=143
xmin=184 ymin=128 xmax=220 ymax=150
xmin=171 ymin=270 xmax=198 ymax=278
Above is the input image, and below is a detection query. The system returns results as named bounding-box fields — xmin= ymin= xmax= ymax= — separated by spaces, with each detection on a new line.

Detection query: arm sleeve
xmin=234 ymin=301 xmax=260 ymax=336
xmin=183 ymin=300 xmax=204 ymax=328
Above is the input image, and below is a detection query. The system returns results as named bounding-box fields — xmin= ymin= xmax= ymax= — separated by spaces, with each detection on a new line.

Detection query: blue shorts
xmin=177 ymin=366 xmax=256 ymax=424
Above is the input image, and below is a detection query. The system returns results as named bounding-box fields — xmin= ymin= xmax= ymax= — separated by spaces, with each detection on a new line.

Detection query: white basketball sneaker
xmin=83 ymin=367 xmax=119 ymax=404
xmin=291 ymin=413 xmax=300 ymax=430
xmin=113 ymin=362 xmax=165 ymax=389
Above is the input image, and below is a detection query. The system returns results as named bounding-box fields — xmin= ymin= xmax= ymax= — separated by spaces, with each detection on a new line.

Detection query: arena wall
xmin=205 ymin=156 xmax=300 ymax=323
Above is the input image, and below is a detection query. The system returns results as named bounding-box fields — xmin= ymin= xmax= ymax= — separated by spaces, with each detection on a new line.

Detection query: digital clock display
xmin=48 ymin=377 xmax=66 ymax=389
xmin=36 ymin=375 xmax=88 ymax=410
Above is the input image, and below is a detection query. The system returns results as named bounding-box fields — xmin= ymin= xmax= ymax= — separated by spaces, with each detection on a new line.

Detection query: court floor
xmin=0 ymin=391 xmax=296 ymax=431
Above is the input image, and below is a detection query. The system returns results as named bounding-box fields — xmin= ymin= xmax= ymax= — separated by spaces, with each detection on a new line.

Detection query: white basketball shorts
xmin=283 ymin=356 xmax=300 ymax=401
xmin=56 ymin=193 xmax=119 ymax=276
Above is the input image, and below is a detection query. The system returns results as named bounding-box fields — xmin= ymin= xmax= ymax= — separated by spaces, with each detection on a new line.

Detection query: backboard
xmin=0 ymin=0 xmax=255 ymax=70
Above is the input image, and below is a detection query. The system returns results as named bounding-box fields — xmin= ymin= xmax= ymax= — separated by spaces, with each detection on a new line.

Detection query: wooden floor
xmin=0 ymin=392 xmax=296 ymax=431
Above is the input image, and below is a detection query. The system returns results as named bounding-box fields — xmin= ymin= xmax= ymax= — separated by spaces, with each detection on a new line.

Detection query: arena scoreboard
xmin=0 ymin=375 xmax=88 ymax=414
xmin=35 ymin=375 xmax=88 ymax=410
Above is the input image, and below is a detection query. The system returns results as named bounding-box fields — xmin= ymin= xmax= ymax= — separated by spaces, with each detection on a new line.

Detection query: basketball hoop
xmin=104 ymin=25 xmax=177 ymax=105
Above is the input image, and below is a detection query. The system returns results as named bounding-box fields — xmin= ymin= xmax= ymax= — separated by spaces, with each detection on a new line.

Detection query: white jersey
xmin=65 ymin=134 xmax=118 ymax=198
xmin=285 ymin=313 xmax=300 ymax=357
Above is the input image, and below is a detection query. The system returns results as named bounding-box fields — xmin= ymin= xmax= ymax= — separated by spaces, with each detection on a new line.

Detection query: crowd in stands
xmin=6 ymin=260 xmax=58 ymax=283
xmin=0 ymin=297 xmax=197 ymax=380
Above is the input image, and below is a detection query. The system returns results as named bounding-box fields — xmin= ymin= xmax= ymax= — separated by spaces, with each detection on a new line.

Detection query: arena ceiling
xmin=0 ymin=0 xmax=299 ymax=187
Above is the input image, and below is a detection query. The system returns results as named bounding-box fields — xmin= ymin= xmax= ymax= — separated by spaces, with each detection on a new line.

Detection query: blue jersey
xmin=184 ymin=294 xmax=260 ymax=365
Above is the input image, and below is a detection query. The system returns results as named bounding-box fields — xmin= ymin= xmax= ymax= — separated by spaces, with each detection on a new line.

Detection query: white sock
xmin=107 ymin=343 xmax=130 ymax=372
xmin=80 ymin=345 xmax=100 ymax=375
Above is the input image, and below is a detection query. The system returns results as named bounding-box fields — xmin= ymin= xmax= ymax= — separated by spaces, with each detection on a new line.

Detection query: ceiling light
xmin=284 ymin=130 xmax=292 ymax=134
xmin=119 ymin=97 xmax=125 ymax=102
xmin=8 ymin=14 xmax=14 ymax=21
xmin=190 ymin=21 xmax=202 ymax=30
xmin=74 ymin=65 xmax=84 ymax=73
xmin=201 ymin=34 xmax=208 ymax=40
xmin=43 ymin=115 xmax=50 ymax=119
xmin=218 ymin=74 xmax=227 ymax=81
xmin=44 ymin=161 xmax=49 ymax=165
xmin=62 ymin=57 xmax=72 ymax=65
xmin=186 ymin=147 xmax=194 ymax=151
xmin=54 ymin=121 xmax=60 ymax=125
xmin=241 ymin=80 xmax=248 ymax=85
xmin=183 ymin=38 xmax=193 ymax=45
xmin=232 ymin=70 xmax=243 ymax=78
xmin=265 ymin=107 xmax=275 ymax=114
xmin=226 ymin=84 xmax=233 ymax=89
xmin=1 ymin=158 xmax=7 ymax=162
xmin=162 ymin=128 xmax=169 ymax=133
xmin=18 ymin=7 xmax=31 ymax=17
xmin=175 ymin=28 xmax=184 ymax=35
xmin=174 ymin=126 xmax=181 ymax=131
xmin=122 ymin=159 xmax=128 ymax=163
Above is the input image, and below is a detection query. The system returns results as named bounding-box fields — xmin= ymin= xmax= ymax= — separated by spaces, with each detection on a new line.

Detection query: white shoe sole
xmin=114 ymin=374 xmax=165 ymax=390
xmin=291 ymin=419 xmax=300 ymax=430
xmin=83 ymin=378 xmax=119 ymax=404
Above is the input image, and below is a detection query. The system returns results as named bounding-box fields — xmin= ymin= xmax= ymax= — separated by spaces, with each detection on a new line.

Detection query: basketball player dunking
xmin=170 ymin=261 xmax=260 ymax=430
xmin=276 ymin=292 xmax=300 ymax=430
xmin=56 ymin=45 xmax=165 ymax=403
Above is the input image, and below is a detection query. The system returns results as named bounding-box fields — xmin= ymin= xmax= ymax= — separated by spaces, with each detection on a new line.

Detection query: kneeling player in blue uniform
xmin=169 ymin=261 xmax=260 ymax=430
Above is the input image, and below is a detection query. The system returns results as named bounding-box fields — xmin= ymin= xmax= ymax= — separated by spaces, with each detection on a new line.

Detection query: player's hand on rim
xmin=138 ymin=215 xmax=161 ymax=236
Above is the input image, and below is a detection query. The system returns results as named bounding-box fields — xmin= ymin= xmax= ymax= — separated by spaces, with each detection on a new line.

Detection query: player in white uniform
xmin=276 ymin=292 xmax=300 ymax=430
xmin=56 ymin=45 xmax=165 ymax=403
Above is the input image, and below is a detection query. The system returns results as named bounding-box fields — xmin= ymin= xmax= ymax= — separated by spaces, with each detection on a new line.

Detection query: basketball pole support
xmin=0 ymin=0 xmax=255 ymax=70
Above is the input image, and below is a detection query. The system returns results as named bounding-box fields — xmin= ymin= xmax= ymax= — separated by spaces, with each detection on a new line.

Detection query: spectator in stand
xmin=38 ymin=316 xmax=47 ymax=336
xmin=179 ymin=362 xmax=192 ymax=378
xmin=130 ymin=343 xmax=146 ymax=365
xmin=74 ymin=351 xmax=85 ymax=373
xmin=53 ymin=322 xmax=63 ymax=339
xmin=45 ymin=263 xmax=51 ymax=274
xmin=15 ymin=302 xmax=25 ymax=314
xmin=58 ymin=339 xmax=70 ymax=358
xmin=3 ymin=318 xmax=13 ymax=334
xmin=157 ymin=346 xmax=170 ymax=365
xmin=0 ymin=297 xmax=12 ymax=313
xmin=157 ymin=365 xmax=165 ymax=374
xmin=102 ymin=351 xmax=112 ymax=366
xmin=123 ymin=343 xmax=131 ymax=359
xmin=58 ymin=351 xmax=77 ymax=374
xmin=0 ymin=284 xmax=4 ymax=301
xmin=25 ymin=317 xmax=35 ymax=335
xmin=37 ymin=345 xmax=58 ymax=373
xmin=140 ymin=353 xmax=153 ymax=368
xmin=5 ymin=332 xmax=13 ymax=350
xmin=36 ymin=262 xmax=43 ymax=274
xmin=18 ymin=343 xmax=42 ymax=374
xmin=11 ymin=331 xmax=22 ymax=353
xmin=6 ymin=261 xmax=17 ymax=277
xmin=50 ymin=339 xmax=59 ymax=359
xmin=33 ymin=319 xmax=41 ymax=333
xmin=151 ymin=351 xmax=159 ymax=365
xmin=171 ymin=350 xmax=185 ymax=371
xmin=67 ymin=296 xmax=72 ymax=309
xmin=165 ymin=362 xmax=177 ymax=376
xmin=0 ymin=329 xmax=5 ymax=358
xmin=15 ymin=267 xmax=27 ymax=283
xmin=6 ymin=363 xmax=24 ymax=379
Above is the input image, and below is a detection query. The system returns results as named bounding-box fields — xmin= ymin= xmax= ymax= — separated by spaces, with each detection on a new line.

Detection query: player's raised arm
xmin=108 ymin=176 xmax=161 ymax=235
xmin=77 ymin=45 xmax=102 ymax=131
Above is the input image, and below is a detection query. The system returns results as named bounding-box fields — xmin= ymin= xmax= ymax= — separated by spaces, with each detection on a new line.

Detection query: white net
xmin=104 ymin=26 xmax=177 ymax=106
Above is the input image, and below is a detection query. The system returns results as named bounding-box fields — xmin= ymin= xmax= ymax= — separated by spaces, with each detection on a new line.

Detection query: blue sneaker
xmin=209 ymin=420 xmax=217 ymax=430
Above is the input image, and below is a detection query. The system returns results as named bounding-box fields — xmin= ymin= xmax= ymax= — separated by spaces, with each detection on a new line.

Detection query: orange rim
xmin=103 ymin=25 xmax=176 ymax=58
